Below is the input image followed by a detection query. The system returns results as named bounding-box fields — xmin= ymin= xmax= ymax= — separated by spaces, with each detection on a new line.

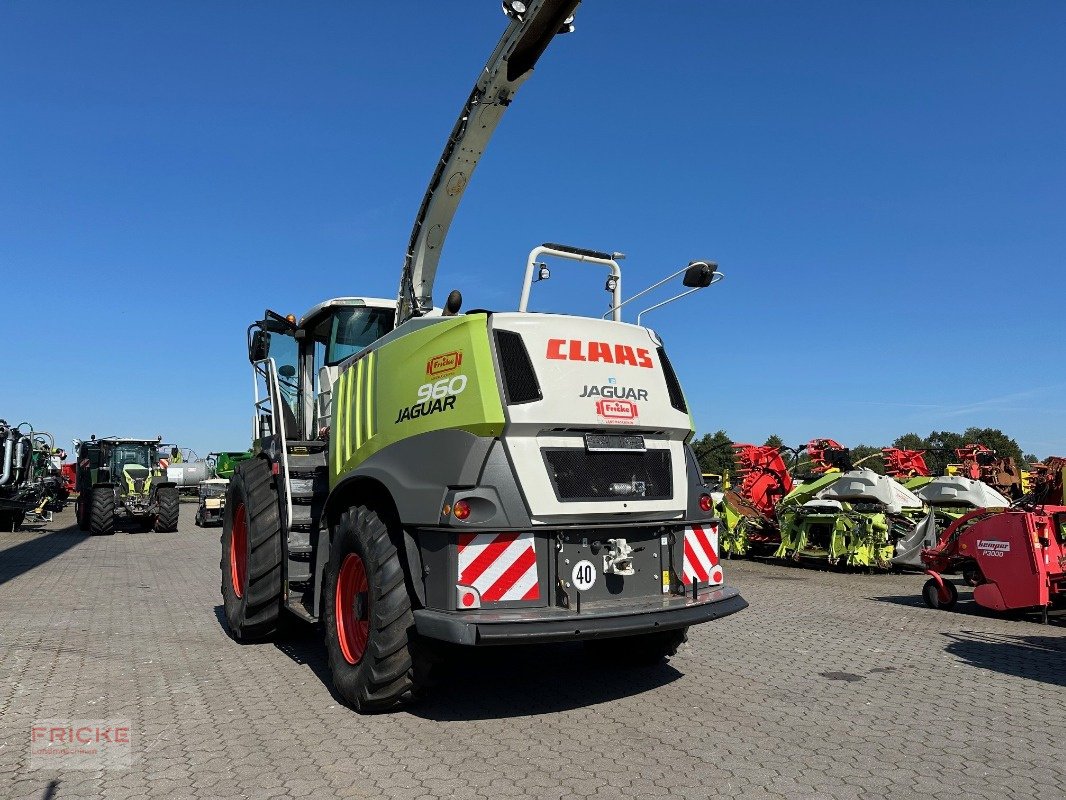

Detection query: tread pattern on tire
xmin=90 ymin=490 xmax=115 ymax=535
xmin=221 ymin=458 xmax=283 ymax=641
xmin=326 ymin=504 xmax=422 ymax=712
xmin=154 ymin=487 xmax=180 ymax=532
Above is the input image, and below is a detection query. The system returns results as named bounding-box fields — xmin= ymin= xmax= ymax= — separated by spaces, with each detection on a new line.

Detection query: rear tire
xmin=90 ymin=490 xmax=115 ymax=536
xmin=153 ymin=487 xmax=179 ymax=532
xmin=76 ymin=494 xmax=91 ymax=531
xmin=324 ymin=503 xmax=424 ymax=712
xmin=220 ymin=458 xmax=283 ymax=641
xmin=584 ymin=627 xmax=689 ymax=666
xmin=0 ymin=512 xmax=14 ymax=532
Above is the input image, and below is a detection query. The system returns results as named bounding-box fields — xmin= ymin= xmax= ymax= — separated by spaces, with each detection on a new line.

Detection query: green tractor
xmin=73 ymin=437 xmax=180 ymax=534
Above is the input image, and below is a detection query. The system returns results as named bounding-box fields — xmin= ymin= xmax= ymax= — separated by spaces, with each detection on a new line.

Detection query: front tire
xmin=324 ymin=503 xmax=423 ymax=712
xmin=220 ymin=458 xmax=283 ymax=640
xmin=89 ymin=490 xmax=115 ymax=535
xmin=153 ymin=487 xmax=179 ymax=532
xmin=0 ymin=512 xmax=14 ymax=532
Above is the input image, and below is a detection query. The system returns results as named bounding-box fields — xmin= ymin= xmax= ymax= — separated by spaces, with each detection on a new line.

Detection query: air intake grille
xmin=657 ymin=347 xmax=688 ymax=413
xmin=542 ymin=448 xmax=672 ymax=502
xmin=494 ymin=330 xmax=542 ymax=404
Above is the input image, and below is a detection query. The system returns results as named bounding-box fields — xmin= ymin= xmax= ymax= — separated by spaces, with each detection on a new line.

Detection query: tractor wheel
xmin=220 ymin=458 xmax=283 ymax=641
xmin=76 ymin=494 xmax=91 ymax=531
xmin=153 ymin=488 xmax=179 ymax=532
xmin=324 ymin=503 xmax=425 ymax=712
xmin=922 ymin=578 xmax=958 ymax=610
xmin=0 ymin=512 xmax=13 ymax=532
xmin=194 ymin=509 xmax=203 ymax=527
xmin=584 ymin=627 xmax=689 ymax=666
xmin=89 ymin=490 xmax=115 ymax=536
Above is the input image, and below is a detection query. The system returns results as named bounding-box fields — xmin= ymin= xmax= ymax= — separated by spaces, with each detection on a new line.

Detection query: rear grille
xmin=542 ymin=448 xmax=673 ymax=502
xmin=494 ymin=330 xmax=542 ymax=404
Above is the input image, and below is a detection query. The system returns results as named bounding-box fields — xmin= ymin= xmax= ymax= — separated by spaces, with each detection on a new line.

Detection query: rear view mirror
xmin=682 ymin=261 xmax=717 ymax=288
xmin=249 ymin=329 xmax=270 ymax=363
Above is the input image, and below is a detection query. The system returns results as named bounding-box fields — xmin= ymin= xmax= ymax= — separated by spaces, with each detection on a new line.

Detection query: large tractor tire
xmin=221 ymin=458 xmax=283 ymax=641
xmin=324 ymin=503 xmax=425 ymax=712
xmin=76 ymin=493 xmax=91 ymax=531
xmin=584 ymin=627 xmax=689 ymax=666
xmin=89 ymin=490 xmax=116 ymax=536
xmin=153 ymin=487 xmax=180 ymax=533
xmin=0 ymin=512 xmax=15 ymax=532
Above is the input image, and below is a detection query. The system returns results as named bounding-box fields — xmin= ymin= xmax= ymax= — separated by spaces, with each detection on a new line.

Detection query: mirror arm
xmin=602 ymin=266 xmax=689 ymax=319
xmin=635 ymin=272 xmax=724 ymax=325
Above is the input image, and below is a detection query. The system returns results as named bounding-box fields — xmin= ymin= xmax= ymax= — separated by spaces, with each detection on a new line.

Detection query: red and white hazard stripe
xmin=682 ymin=524 xmax=723 ymax=586
xmin=457 ymin=531 xmax=540 ymax=602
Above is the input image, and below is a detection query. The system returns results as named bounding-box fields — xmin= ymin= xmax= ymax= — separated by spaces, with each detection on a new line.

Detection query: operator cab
xmin=248 ymin=298 xmax=396 ymax=444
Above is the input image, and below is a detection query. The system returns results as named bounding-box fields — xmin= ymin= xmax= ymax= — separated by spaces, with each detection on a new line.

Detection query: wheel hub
xmin=336 ymin=553 xmax=370 ymax=665
xmin=230 ymin=503 xmax=248 ymax=598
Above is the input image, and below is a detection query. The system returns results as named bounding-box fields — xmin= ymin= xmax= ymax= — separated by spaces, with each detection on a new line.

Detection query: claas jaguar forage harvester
xmin=919 ymin=457 xmax=1066 ymax=620
xmin=220 ymin=0 xmax=746 ymax=712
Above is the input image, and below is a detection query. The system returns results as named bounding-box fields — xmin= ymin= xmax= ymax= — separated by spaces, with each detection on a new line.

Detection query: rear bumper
xmin=414 ymin=585 xmax=747 ymax=646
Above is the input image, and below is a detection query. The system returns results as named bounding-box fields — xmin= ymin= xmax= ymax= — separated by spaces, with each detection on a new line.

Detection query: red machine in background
xmin=805 ymin=438 xmax=852 ymax=473
xmin=725 ymin=443 xmax=795 ymax=553
xmin=61 ymin=463 xmax=77 ymax=498
xmin=882 ymin=448 xmax=930 ymax=479
xmin=920 ymin=455 xmax=1066 ymax=621
xmin=954 ymin=443 xmax=1023 ymax=500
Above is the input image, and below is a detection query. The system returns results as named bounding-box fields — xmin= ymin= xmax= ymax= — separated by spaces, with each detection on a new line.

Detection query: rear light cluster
xmin=699 ymin=493 xmax=713 ymax=512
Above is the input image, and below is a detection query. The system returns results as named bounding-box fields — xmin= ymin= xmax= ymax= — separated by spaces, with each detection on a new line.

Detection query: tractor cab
xmin=247 ymin=298 xmax=396 ymax=446
xmin=76 ymin=438 xmax=164 ymax=498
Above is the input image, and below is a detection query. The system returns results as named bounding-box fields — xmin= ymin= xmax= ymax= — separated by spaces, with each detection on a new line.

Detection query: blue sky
xmin=2 ymin=1 xmax=1064 ymax=461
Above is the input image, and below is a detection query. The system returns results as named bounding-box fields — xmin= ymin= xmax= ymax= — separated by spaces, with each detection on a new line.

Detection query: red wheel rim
xmin=230 ymin=503 xmax=248 ymax=599
xmin=336 ymin=553 xmax=370 ymax=665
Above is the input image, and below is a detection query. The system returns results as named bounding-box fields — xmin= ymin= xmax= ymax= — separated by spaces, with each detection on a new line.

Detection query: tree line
xmin=691 ymin=428 xmax=1040 ymax=478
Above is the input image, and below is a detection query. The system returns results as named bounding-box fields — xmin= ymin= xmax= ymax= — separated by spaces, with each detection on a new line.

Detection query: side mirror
xmin=443 ymin=290 xmax=463 ymax=317
xmin=249 ymin=329 xmax=270 ymax=363
xmin=683 ymin=261 xmax=717 ymax=288
xmin=278 ymin=365 xmax=297 ymax=378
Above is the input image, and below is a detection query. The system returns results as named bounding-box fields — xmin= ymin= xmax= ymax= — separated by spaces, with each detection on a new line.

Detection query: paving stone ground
xmin=2 ymin=505 xmax=1064 ymax=800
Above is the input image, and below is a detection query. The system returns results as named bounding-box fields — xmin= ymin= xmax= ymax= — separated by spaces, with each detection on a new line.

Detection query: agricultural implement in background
xmin=74 ymin=436 xmax=180 ymax=534
xmin=1 ymin=420 xmax=67 ymax=531
xmin=208 ymin=451 xmax=253 ymax=480
xmin=718 ymin=443 xmax=793 ymax=556
xmin=220 ymin=0 xmax=746 ymax=712
xmin=951 ymin=443 xmax=1024 ymax=501
xmin=775 ymin=439 xmax=926 ymax=568
xmin=161 ymin=447 xmax=211 ymax=494
xmin=918 ymin=456 xmax=1065 ymax=620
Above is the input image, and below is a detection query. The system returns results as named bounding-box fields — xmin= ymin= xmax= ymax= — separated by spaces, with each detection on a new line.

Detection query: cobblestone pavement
xmin=2 ymin=506 xmax=1064 ymax=800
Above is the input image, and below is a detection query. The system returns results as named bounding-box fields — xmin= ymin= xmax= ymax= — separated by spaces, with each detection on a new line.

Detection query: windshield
xmin=111 ymin=444 xmax=157 ymax=472
xmin=324 ymin=308 xmax=393 ymax=366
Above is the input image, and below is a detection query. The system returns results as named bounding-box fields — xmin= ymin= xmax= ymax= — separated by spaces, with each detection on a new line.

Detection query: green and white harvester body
xmin=220 ymin=0 xmax=745 ymax=711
